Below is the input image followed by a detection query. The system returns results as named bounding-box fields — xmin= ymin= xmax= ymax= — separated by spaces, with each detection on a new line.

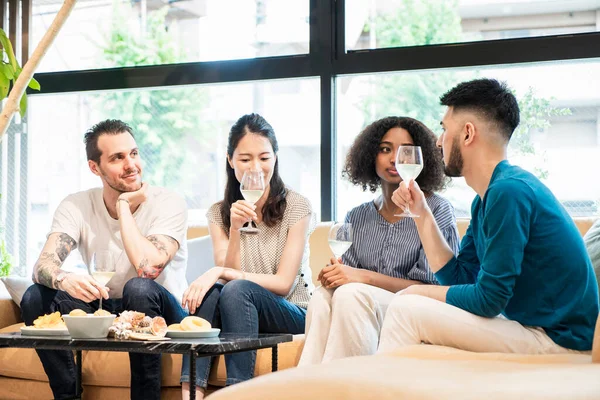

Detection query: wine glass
xmin=239 ymin=169 xmax=265 ymax=234
xmin=394 ymin=145 xmax=424 ymax=218
xmin=90 ymin=251 xmax=115 ymax=311
xmin=328 ymin=222 xmax=353 ymax=260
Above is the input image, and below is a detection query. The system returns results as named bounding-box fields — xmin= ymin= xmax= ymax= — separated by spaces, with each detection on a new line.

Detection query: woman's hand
xmin=182 ymin=267 xmax=223 ymax=314
xmin=391 ymin=180 xmax=428 ymax=217
xmin=318 ymin=257 xmax=364 ymax=289
xmin=229 ymin=200 xmax=258 ymax=231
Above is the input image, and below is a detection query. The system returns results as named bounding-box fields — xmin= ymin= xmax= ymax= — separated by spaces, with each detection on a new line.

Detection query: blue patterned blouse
xmin=341 ymin=194 xmax=460 ymax=285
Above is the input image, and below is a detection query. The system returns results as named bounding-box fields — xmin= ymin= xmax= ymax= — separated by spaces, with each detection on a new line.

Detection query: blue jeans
xmin=21 ymin=278 xmax=187 ymax=400
xmin=180 ymin=280 xmax=306 ymax=388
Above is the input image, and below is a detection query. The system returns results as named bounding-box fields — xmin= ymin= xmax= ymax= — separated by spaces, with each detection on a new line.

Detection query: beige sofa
xmin=0 ymin=218 xmax=597 ymax=399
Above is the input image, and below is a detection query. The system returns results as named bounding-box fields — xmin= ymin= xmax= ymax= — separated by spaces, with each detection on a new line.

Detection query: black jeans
xmin=20 ymin=278 xmax=187 ymax=400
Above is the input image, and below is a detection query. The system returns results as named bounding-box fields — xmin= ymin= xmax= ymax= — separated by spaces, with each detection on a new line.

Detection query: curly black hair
xmin=343 ymin=116 xmax=447 ymax=194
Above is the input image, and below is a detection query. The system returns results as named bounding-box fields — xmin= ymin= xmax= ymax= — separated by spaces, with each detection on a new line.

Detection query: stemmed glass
xmin=394 ymin=145 xmax=424 ymax=218
xmin=239 ymin=170 xmax=265 ymax=234
xmin=90 ymin=251 xmax=115 ymax=311
xmin=328 ymin=222 xmax=353 ymax=260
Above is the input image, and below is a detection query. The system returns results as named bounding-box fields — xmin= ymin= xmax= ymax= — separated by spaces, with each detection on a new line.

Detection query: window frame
xmin=22 ymin=0 xmax=600 ymax=223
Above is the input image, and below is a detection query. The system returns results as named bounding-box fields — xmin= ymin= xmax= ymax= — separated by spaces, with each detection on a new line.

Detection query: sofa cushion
xmin=0 ymin=376 xmax=54 ymax=400
xmin=386 ymin=344 xmax=592 ymax=364
xmin=584 ymin=218 xmax=600 ymax=291
xmin=186 ymin=235 xmax=215 ymax=284
xmin=0 ymin=376 xmax=185 ymax=400
xmin=208 ymin=352 xmax=600 ymax=400
xmin=0 ymin=297 xmax=21 ymax=329
xmin=1 ymin=277 xmax=32 ymax=307
xmin=82 ymin=351 xmax=183 ymax=387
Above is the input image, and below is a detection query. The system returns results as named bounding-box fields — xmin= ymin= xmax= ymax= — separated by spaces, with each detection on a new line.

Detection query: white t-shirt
xmin=49 ymin=186 xmax=188 ymax=303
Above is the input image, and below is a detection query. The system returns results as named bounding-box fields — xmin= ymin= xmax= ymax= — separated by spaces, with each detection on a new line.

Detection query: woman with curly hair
xmin=299 ymin=116 xmax=459 ymax=365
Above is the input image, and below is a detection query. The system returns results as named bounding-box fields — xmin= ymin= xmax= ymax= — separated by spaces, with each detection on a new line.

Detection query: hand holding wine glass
xmin=318 ymin=223 xmax=354 ymax=288
xmin=328 ymin=222 xmax=353 ymax=260
xmin=239 ymin=170 xmax=265 ymax=234
xmin=394 ymin=145 xmax=424 ymax=218
xmin=90 ymin=251 xmax=115 ymax=311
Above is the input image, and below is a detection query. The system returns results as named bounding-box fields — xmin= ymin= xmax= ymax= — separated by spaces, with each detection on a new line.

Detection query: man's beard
xmin=444 ymin=136 xmax=463 ymax=177
xmin=99 ymin=166 xmax=141 ymax=193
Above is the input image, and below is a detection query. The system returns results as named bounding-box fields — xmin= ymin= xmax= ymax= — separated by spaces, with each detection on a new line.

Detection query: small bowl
xmin=62 ymin=314 xmax=116 ymax=339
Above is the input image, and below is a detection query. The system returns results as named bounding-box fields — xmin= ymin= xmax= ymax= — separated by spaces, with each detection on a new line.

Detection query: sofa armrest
xmin=0 ymin=296 xmax=21 ymax=329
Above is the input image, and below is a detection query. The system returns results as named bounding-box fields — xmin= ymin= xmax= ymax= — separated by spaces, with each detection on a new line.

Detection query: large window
xmin=23 ymin=78 xmax=319 ymax=272
xmin=336 ymin=58 xmax=600 ymax=219
xmin=346 ymin=0 xmax=600 ymax=51
xmin=1 ymin=0 xmax=599 ymax=276
xmin=33 ymin=0 xmax=310 ymax=72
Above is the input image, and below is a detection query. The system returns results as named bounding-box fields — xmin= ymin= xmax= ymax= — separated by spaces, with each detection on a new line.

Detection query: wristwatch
xmin=55 ymin=272 xmax=69 ymax=290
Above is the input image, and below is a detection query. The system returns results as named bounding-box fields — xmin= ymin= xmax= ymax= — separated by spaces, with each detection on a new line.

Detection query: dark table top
xmin=0 ymin=332 xmax=293 ymax=355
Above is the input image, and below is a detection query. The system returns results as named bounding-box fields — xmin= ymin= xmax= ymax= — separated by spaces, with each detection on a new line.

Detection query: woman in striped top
xmin=299 ymin=116 xmax=460 ymax=365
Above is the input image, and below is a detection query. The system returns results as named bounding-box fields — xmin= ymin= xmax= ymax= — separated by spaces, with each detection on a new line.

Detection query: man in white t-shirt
xmin=20 ymin=119 xmax=188 ymax=400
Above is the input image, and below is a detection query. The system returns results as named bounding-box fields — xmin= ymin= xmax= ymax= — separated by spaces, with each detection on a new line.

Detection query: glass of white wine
xmin=90 ymin=251 xmax=115 ymax=311
xmin=328 ymin=222 xmax=353 ymax=260
xmin=239 ymin=169 xmax=265 ymax=234
xmin=394 ymin=145 xmax=424 ymax=218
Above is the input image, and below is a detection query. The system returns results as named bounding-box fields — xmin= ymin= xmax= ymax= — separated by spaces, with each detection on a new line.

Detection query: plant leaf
xmin=19 ymin=92 xmax=27 ymax=117
xmin=0 ymin=29 xmax=18 ymax=71
xmin=0 ymin=73 xmax=9 ymax=99
xmin=28 ymin=77 xmax=40 ymax=91
xmin=0 ymin=63 xmax=14 ymax=80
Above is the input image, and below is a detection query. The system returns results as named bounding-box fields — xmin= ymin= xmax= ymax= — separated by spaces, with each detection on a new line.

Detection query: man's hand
xmin=392 ymin=180 xmax=428 ymax=217
xmin=318 ymin=257 xmax=363 ymax=289
xmin=182 ymin=267 xmax=223 ymax=314
xmin=117 ymin=182 xmax=148 ymax=217
xmin=60 ymin=274 xmax=109 ymax=303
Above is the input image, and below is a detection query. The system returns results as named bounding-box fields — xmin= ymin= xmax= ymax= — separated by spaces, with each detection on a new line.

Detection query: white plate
xmin=166 ymin=328 xmax=220 ymax=338
xmin=21 ymin=326 xmax=70 ymax=336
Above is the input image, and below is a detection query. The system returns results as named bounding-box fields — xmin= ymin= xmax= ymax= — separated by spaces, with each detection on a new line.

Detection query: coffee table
xmin=0 ymin=332 xmax=293 ymax=400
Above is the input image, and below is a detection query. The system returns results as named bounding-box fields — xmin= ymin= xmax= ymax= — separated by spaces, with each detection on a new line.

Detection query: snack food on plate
xmin=167 ymin=323 xmax=182 ymax=331
xmin=109 ymin=311 xmax=167 ymax=339
xmin=32 ymin=312 xmax=66 ymax=329
xmin=179 ymin=316 xmax=212 ymax=332
xmin=118 ymin=310 xmax=145 ymax=326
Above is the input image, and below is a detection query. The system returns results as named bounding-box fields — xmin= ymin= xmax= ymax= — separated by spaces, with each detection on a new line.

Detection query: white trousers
xmin=298 ymin=283 xmax=395 ymax=365
xmin=378 ymin=294 xmax=583 ymax=355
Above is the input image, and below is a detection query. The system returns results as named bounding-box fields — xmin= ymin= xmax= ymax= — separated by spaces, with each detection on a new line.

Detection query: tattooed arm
xmin=118 ymin=201 xmax=180 ymax=279
xmin=32 ymin=233 xmax=108 ymax=302
xmin=32 ymin=233 xmax=77 ymax=289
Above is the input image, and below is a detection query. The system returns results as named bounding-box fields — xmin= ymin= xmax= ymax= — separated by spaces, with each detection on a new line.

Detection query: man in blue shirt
xmin=379 ymin=78 xmax=599 ymax=354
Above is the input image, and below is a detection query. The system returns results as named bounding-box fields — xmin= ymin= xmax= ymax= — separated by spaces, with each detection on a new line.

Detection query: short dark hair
xmin=439 ymin=78 xmax=520 ymax=141
xmin=220 ymin=113 xmax=287 ymax=231
xmin=84 ymin=119 xmax=134 ymax=164
xmin=343 ymin=116 xmax=447 ymax=194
